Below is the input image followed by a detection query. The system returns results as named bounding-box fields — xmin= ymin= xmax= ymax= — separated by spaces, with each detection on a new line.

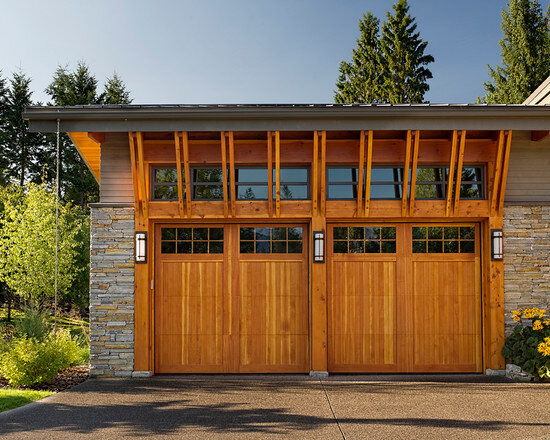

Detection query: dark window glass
xmin=235 ymin=167 xmax=309 ymax=200
xmin=327 ymin=167 xmax=359 ymax=200
xmin=151 ymin=167 xmax=183 ymax=201
xmin=191 ymin=168 xmax=224 ymax=200
xmin=238 ymin=185 xmax=268 ymax=200
xmin=239 ymin=226 xmax=304 ymax=254
xmin=370 ymin=167 xmax=405 ymax=200
xmin=412 ymin=226 xmax=476 ymax=254
xmin=332 ymin=226 xmax=396 ymax=254
xmin=414 ymin=166 xmax=485 ymax=200
xmin=160 ymin=227 xmax=224 ymax=254
xmin=273 ymin=168 xmax=309 ymax=200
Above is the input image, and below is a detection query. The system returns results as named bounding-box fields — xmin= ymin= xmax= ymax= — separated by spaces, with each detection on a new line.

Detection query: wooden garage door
xmin=155 ymin=224 xmax=308 ymax=373
xmin=328 ymin=223 xmax=482 ymax=373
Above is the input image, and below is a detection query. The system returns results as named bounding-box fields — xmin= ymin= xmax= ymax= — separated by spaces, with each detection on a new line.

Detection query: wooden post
xmin=128 ymin=132 xmax=140 ymax=215
xmin=357 ymin=131 xmax=365 ymax=216
xmin=174 ymin=132 xmax=184 ymax=218
xmin=498 ymin=131 xmax=513 ymax=215
xmin=364 ymin=130 xmax=373 ymax=217
xmin=408 ymin=130 xmax=420 ymax=215
xmin=320 ymin=131 xmax=326 ymax=215
xmin=453 ymin=130 xmax=467 ymax=215
xmin=401 ymin=131 xmax=412 ymax=217
xmin=136 ymin=132 xmax=148 ymax=219
xmin=445 ymin=130 xmax=458 ymax=217
xmin=229 ymin=132 xmax=237 ymax=217
xmin=491 ymin=131 xmax=505 ymax=216
xmin=275 ymin=131 xmax=281 ymax=217
xmin=310 ymin=215 xmax=327 ymax=373
xmin=267 ymin=132 xmax=274 ymax=217
xmin=312 ymin=131 xmax=319 ymax=216
xmin=221 ymin=132 xmax=229 ymax=218
xmin=182 ymin=131 xmax=192 ymax=217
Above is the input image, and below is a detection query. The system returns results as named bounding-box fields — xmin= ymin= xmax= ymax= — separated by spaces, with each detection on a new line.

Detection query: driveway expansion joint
xmin=320 ymin=379 xmax=346 ymax=440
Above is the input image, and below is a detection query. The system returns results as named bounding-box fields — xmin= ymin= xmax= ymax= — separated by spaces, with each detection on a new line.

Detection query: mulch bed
xmin=0 ymin=365 xmax=89 ymax=392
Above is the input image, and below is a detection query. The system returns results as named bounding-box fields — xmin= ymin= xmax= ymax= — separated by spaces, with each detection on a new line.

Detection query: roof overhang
xmin=23 ymin=104 xmax=550 ymax=132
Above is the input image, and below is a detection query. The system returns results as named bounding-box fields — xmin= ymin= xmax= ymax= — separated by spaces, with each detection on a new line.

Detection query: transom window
xmin=192 ymin=167 xmax=225 ymax=200
xmin=236 ymin=167 xmax=309 ymax=200
xmin=239 ymin=226 xmax=303 ymax=253
xmin=160 ymin=227 xmax=224 ymax=254
xmin=333 ymin=226 xmax=397 ymax=253
xmin=415 ymin=166 xmax=484 ymax=200
xmin=151 ymin=167 xmax=182 ymax=201
xmin=412 ymin=226 xmax=475 ymax=253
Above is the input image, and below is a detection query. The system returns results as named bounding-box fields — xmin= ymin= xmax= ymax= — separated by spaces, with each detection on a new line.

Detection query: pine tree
xmin=103 ymin=73 xmax=132 ymax=104
xmin=335 ymin=13 xmax=383 ymax=103
xmin=379 ymin=0 xmax=434 ymax=103
xmin=482 ymin=0 xmax=550 ymax=103
xmin=0 ymin=72 xmax=9 ymax=184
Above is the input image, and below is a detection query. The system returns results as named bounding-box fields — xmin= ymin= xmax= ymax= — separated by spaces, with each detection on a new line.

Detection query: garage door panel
xmin=239 ymin=334 xmax=308 ymax=370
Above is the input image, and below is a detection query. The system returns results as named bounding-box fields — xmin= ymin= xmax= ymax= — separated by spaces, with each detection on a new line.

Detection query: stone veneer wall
xmin=503 ymin=204 xmax=550 ymax=334
xmin=89 ymin=206 xmax=135 ymax=377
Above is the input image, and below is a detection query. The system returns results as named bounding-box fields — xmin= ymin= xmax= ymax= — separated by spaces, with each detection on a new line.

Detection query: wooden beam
xmin=128 ymin=132 xmax=140 ymax=214
xmin=320 ymin=131 xmax=327 ymax=215
xmin=267 ymin=132 xmax=274 ymax=217
xmin=229 ymin=131 xmax=237 ymax=217
xmin=445 ymin=130 xmax=459 ymax=217
xmin=364 ymin=130 xmax=374 ymax=217
xmin=312 ymin=131 xmax=319 ymax=216
xmin=88 ymin=132 xmax=105 ymax=144
xmin=490 ymin=131 xmax=505 ymax=216
xmin=356 ymin=131 xmax=365 ymax=216
xmin=220 ymin=132 xmax=229 ymax=218
xmin=275 ymin=131 xmax=281 ymax=218
xmin=453 ymin=130 xmax=467 ymax=214
xmin=408 ymin=130 xmax=420 ymax=215
xmin=401 ymin=130 xmax=412 ymax=217
xmin=498 ymin=131 xmax=513 ymax=214
xmin=174 ymin=132 xmax=185 ymax=218
xmin=182 ymin=131 xmax=192 ymax=217
xmin=136 ymin=132 xmax=148 ymax=219
xmin=531 ymin=130 xmax=550 ymax=142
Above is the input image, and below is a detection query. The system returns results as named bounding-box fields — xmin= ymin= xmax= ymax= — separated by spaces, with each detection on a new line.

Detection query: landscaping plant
xmin=502 ymin=306 xmax=550 ymax=379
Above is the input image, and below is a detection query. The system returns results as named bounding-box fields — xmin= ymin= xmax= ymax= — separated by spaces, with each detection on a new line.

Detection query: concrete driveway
xmin=1 ymin=375 xmax=549 ymax=439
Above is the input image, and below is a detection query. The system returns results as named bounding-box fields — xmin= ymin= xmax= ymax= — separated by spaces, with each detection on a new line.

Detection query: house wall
xmin=89 ymin=206 xmax=136 ymax=377
xmin=100 ymin=133 xmax=133 ymax=204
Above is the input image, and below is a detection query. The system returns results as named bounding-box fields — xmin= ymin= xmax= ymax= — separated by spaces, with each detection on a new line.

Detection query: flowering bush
xmin=502 ymin=307 xmax=550 ymax=379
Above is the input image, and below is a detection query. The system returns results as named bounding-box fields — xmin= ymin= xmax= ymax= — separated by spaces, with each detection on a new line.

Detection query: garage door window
xmin=240 ymin=226 xmax=303 ymax=253
xmin=160 ymin=227 xmax=224 ymax=254
xmin=412 ymin=226 xmax=475 ymax=253
xmin=333 ymin=226 xmax=396 ymax=253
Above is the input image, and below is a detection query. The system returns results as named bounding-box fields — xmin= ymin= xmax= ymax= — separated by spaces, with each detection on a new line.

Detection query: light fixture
xmin=491 ymin=229 xmax=503 ymax=261
xmin=313 ymin=230 xmax=325 ymax=263
xmin=135 ymin=231 xmax=147 ymax=263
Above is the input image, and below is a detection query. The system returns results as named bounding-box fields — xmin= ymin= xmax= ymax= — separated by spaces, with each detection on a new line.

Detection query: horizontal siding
xmin=100 ymin=133 xmax=134 ymax=204
xmin=505 ymin=130 xmax=550 ymax=202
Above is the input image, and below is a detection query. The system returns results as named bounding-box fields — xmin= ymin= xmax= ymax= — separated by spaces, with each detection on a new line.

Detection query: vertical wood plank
xmin=174 ymin=132 xmax=184 ymax=218
xmin=267 ymin=132 xmax=274 ymax=217
xmin=490 ymin=130 xmax=505 ymax=216
xmin=364 ymin=130 xmax=374 ymax=217
xmin=220 ymin=132 xmax=229 ymax=218
xmin=445 ymin=130 xmax=458 ymax=217
xmin=229 ymin=132 xmax=237 ymax=217
xmin=182 ymin=131 xmax=192 ymax=217
xmin=128 ymin=132 xmax=140 ymax=214
xmin=357 ymin=131 xmax=365 ymax=216
xmin=453 ymin=130 xmax=467 ymax=214
xmin=136 ymin=132 xmax=148 ymax=219
xmin=498 ymin=131 xmax=513 ymax=215
xmin=401 ymin=131 xmax=412 ymax=217
xmin=312 ymin=131 xmax=319 ymax=216
xmin=408 ymin=130 xmax=420 ymax=215
xmin=311 ymin=216 xmax=327 ymax=372
xmin=320 ymin=131 xmax=327 ymax=215
xmin=275 ymin=131 xmax=281 ymax=218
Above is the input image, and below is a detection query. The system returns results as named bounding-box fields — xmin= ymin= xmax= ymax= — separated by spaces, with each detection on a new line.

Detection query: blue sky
xmin=0 ymin=0 xmax=532 ymax=104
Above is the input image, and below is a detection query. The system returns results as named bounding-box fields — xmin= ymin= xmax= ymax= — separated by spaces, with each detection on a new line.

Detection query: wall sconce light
xmin=135 ymin=231 xmax=147 ymax=263
xmin=491 ymin=229 xmax=503 ymax=261
xmin=313 ymin=230 xmax=325 ymax=263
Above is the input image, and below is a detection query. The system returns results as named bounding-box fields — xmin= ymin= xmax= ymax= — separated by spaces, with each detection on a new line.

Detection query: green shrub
xmin=14 ymin=306 xmax=51 ymax=341
xmin=502 ymin=307 xmax=550 ymax=379
xmin=0 ymin=329 xmax=79 ymax=386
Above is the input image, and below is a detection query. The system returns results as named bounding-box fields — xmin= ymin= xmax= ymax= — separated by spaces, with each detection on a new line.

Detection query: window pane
xmin=177 ymin=241 xmax=192 ymax=254
xmin=460 ymin=183 xmax=482 ymax=199
xmin=209 ymin=242 xmax=224 ymax=253
xmin=256 ymin=241 xmax=270 ymax=253
xmin=193 ymin=241 xmax=208 ymax=253
xmin=417 ymin=167 xmax=446 ymax=183
xmin=461 ymin=241 xmax=475 ymax=253
xmin=364 ymin=227 xmax=380 ymax=239
xmin=238 ymin=168 xmax=268 ymax=182
xmin=371 ymin=167 xmax=403 ymax=182
xmin=238 ymin=185 xmax=268 ymax=200
xmin=349 ymin=227 xmax=364 ymax=239
xmin=328 ymin=185 xmax=357 ymax=199
xmin=272 ymin=228 xmax=287 ymax=240
xmin=333 ymin=227 xmax=348 ymax=240
xmin=412 ymin=227 xmax=427 ymax=240
xmin=177 ymin=228 xmax=192 ymax=240
xmin=209 ymin=228 xmax=224 ymax=240
xmin=161 ymin=241 xmax=176 ymax=253
xmin=381 ymin=241 xmax=396 ymax=253
xmin=460 ymin=227 xmax=475 ymax=240
xmin=240 ymin=241 xmax=254 ymax=253
xmin=193 ymin=185 xmax=223 ymax=200
xmin=288 ymin=227 xmax=303 ymax=240
xmin=255 ymin=227 xmax=271 ymax=240
xmin=288 ymin=241 xmax=302 ymax=253
xmin=349 ymin=241 xmax=364 ymax=253
xmin=328 ymin=168 xmax=358 ymax=182
xmin=428 ymin=227 xmax=443 ymax=239
xmin=154 ymin=185 xmax=178 ymax=200
xmin=381 ymin=227 xmax=396 ymax=239
xmin=416 ymin=183 xmax=446 ymax=199
xmin=413 ymin=241 xmax=426 ymax=253
xmin=461 ymin=167 xmax=481 ymax=182
xmin=278 ymin=168 xmax=308 ymax=182
xmin=333 ymin=241 xmax=347 ymax=253
xmin=276 ymin=185 xmax=308 ymax=200
xmin=371 ymin=184 xmax=402 ymax=199
xmin=428 ymin=241 xmax=443 ymax=253
xmin=444 ymin=227 xmax=458 ymax=239
xmin=193 ymin=228 xmax=208 ymax=240
xmin=161 ymin=228 xmax=176 ymax=240
xmin=272 ymin=241 xmax=287 ymax=253
xmin=194 ymin=168 xmax=223 ymax=183
xmin=365 ymin=241 xmax=380 ymax=253
xmin=240 ymin=227 xmax=254 ymax=240
xmin=444 ymin=241 xmax=459 ymax=253
xmin=155 ymin=168 xmax=177 ymax=183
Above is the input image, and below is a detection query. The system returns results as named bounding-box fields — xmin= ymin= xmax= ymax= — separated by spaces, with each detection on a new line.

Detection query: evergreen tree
xmin=103 ymin=73 xmax=132 ymax=104
xmin=0 ymin=72 xmax=9 ymax=184
xmin=482 ymin=0 xmax=550 ymax=103
xmin=335 ymin=13 xmax=383 ymax=103
xmin=379 ymin=0 xmax=434 ymax=103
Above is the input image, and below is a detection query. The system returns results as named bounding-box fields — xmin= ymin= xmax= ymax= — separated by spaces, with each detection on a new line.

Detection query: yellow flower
xmin=512 ymin=310 xmax=521 ymax=316
xmin=538 ymin=341 xmax=550 ymax=357
xmin=513 ymin=316 xmax=521 ymax=322
xmin=544 ymin=320 xmax=550 ymax=326
xmin=533 ymin=320 xmax=544 ymax=331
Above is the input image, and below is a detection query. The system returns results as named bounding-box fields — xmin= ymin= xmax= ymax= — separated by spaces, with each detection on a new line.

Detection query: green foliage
xmin=0 ymin=182 xmax=84 ymax=303
xmin=13 ymin=306 xmax=51 ymax=341
xmin=0 ymin=330 xmax=79 ymax=386
xmin=335 ymin=0 xmax=434 ymax=104
xmin=482 ymin=0 xmax=550 ymax=103
xmin=103 ymin=73 xmax=132 ymax=104
xmin=0 ymin=389 xmax=54 ymax=413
